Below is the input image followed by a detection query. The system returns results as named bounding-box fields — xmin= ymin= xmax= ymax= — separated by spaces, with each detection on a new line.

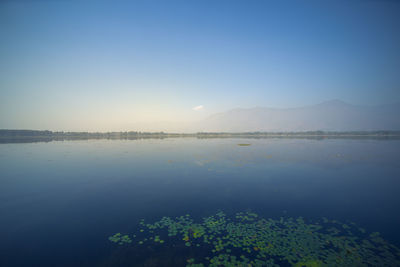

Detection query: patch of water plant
xmin=108 ymin=211 xmax=400 ymax=266
xmin=108 ymin=233 xmax=132 ymax=245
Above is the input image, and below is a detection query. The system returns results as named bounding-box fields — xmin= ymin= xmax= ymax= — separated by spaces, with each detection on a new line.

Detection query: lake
xmin=1 ymin=138 xmax=400 ymax=266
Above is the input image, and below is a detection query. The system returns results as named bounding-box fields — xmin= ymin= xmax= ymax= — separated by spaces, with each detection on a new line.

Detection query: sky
xmin=1 ymin=0 xmax=400 ymax=131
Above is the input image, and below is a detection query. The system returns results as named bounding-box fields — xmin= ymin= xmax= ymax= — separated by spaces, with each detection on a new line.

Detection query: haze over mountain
xmin=196 ymin=100 xmax=400 ymax=132
xmin=132 ymin=100 xmax=400 ymax=133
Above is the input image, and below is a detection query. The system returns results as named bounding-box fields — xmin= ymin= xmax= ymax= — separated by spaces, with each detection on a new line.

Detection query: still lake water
xmin=1 ymin=138 xmax=400 ymax=266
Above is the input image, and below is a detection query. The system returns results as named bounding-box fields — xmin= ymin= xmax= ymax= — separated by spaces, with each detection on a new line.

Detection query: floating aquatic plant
xmin=108 ymin=211 xmax=400 ymax=266
xmin=108 ymin=233 xmax=132 ymax=245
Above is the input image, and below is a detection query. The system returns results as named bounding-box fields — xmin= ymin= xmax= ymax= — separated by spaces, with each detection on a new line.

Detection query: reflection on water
xmin=0 ymin=138 xmax=400 ymax=266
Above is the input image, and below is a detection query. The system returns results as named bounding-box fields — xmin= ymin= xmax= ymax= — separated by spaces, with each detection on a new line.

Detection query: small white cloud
xmin=192 ymin=105 xmax=204 ymax=111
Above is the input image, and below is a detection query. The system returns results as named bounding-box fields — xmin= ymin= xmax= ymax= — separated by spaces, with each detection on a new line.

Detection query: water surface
xmin=1 ymin=138 xmax=400 ymax=266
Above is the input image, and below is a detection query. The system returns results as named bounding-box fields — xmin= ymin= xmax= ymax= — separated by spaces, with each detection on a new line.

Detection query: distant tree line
xmin=0 ymin=130 xmax=173 ymax=137
xmin=1 ymin=129 xmax=400 ymax=141
xmin=195 ymin=131 xmax=400 ymax=136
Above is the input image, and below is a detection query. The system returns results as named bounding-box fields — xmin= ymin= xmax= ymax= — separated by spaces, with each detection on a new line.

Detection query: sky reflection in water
xmin=0 ymin=138 xmax=399 ymax=266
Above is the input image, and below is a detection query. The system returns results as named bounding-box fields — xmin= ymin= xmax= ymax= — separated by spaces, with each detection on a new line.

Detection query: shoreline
xmin=1 ymin=130 xmax=400 ymax=143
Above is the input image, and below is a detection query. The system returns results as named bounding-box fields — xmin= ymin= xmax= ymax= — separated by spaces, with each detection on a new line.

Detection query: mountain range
xmin=131 ymin=100 xmax=400 ymax=132
xmin=2 ymin=100 xmax=400 ymax=134
xmin=191 ymin=100 xmax=400 ymax=132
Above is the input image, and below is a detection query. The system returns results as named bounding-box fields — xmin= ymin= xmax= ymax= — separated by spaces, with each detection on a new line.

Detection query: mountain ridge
xmin=195 ymin=100 xmax=400 ymax=132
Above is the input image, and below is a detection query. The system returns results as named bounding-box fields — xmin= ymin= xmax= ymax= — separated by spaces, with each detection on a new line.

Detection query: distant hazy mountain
xmin=194 ymin=100 xmax=400 ymax=132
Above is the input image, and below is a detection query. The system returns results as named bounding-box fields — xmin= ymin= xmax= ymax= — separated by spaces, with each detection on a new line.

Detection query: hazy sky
xmin=1 ymin=0 xmax=400 ymax=131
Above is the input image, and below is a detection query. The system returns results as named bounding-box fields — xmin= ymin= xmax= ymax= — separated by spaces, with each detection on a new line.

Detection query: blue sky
xmin=1 ymin=0 xmax=399 ymax=131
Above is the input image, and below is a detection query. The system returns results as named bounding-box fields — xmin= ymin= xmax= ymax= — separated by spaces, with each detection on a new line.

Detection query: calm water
xmin=1 ymin=138 xmax=400 ymax=266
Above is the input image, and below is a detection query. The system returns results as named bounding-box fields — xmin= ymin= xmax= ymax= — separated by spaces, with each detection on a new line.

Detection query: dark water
xmin=1 ymin=138 xmax=400 ymax=266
